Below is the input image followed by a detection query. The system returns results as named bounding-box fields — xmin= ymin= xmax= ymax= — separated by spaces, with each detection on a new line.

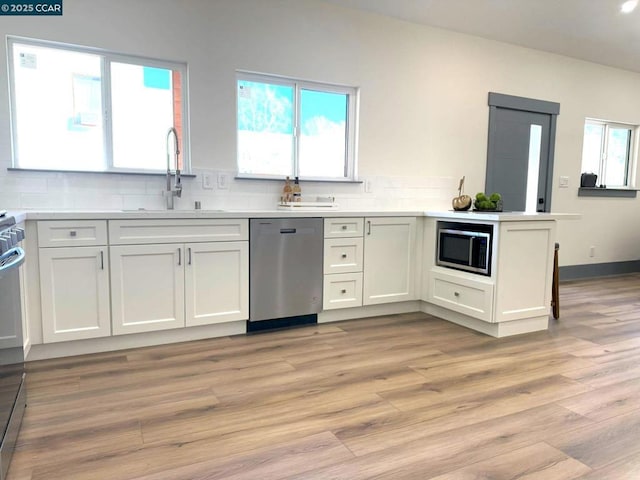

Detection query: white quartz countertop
xmin=424 ymin=210 xmax=581 ymax=221
xmin=11 ymin=208 xmax=580 ymax=221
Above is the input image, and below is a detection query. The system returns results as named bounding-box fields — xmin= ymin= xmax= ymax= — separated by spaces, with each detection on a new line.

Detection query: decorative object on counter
xmin=282 ymin=176 xmax=293 ymax=203
xmin=473 ymin=192 xmax=503 ymax=211
xmin=580 ymin=172 xmax=597 ymax=188
xmin=292 ymin=177 xmax=302 ymax=202
xmin=278 ymin=196 xmax=338 ymax=210
xmin=452 ymin=176 xmax=472 ymax=211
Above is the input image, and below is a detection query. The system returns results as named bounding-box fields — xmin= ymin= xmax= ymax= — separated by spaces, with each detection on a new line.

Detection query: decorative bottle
xmin=293 ymin=177 xmax=302 ymax=202
xmin=282 ymin=176 xmax=293 ymax=203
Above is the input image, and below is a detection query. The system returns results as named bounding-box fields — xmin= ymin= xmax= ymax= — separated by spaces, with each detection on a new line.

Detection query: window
xmin=8 ymin=37 xmax=188 ymax=173
xmin=581 ymin=119 xmax=636 ymax=188
xmin=236 ymin=72 xmax=358 ymax=181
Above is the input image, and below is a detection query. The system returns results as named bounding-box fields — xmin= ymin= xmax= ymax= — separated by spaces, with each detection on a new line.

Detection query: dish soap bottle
xmin=282 ymin=176 xmax=293 ymax=203
xmin=292 ymin=177 xmax=302 ymax=202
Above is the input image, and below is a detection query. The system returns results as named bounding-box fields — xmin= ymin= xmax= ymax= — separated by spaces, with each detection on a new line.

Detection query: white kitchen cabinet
xmin=323 ymin=272 xmax=363 ymax=310
xmin=109 ymin=219 xmax=249 ymax=335
xmin=323 ymin=237 xmax=364 ymax=275
xmin=429 ymin=270 xmax=494 ymax=322
xmin=110 ymin=244 xmax=185 ymax=335
xmin=185 ymin=241 xmax=248 ymax=327
xmin=39 ymin=246 xmax=111 ymax=343
xmin=322 ymin=218 xmax=365 ymax=311
xmin=424 ymin=216 xmax=557 ymax=337
xmin=324 ymin=218 xmax=365 ymax=238
xmin=363 ymin=217 xmax=417 ymax=305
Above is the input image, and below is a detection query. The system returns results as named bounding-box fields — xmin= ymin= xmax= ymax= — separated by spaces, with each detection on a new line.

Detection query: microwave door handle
xmin=468 ymin=236 xmax=474 ymax=266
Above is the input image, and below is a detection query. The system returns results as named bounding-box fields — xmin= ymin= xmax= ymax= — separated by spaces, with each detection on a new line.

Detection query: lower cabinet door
xmin=323 ymin=272 xmax=363 ymax=310
xmin=110 ymin=244 xmax=185 ymax=335
xmin=184 ymin=241 xmax=249 ymax=327
xmin=39 ymin=246 xmax=111 ymax=343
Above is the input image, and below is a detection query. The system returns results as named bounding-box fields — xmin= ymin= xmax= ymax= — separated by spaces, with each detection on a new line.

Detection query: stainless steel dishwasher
xmin=249 ymin=218 xmax=323 ymax=331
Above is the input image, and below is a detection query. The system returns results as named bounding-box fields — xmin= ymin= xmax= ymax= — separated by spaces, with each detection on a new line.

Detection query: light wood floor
xmin=9 ymin=274 xmax=640 ymax=479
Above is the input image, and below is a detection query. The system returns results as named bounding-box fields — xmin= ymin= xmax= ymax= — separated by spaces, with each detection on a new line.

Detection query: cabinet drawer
xmin=37 ymin=220 xmax=108 ymax=247
xmin=323 ymin=272 xmax=363 ymax=310
xmin=109 ymin=219 xmax=248 ymax=245
xmin=430 ymin=272 xmax=493 ymax=322
xmin=324 ymin=218 xmax=364 ymax=238
xmin=324 ymin=237 xmax=363 ymax=274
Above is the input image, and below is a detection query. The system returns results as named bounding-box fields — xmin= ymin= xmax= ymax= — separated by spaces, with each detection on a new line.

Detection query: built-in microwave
xmin=436 ymin=221 xmax=493 ymax=276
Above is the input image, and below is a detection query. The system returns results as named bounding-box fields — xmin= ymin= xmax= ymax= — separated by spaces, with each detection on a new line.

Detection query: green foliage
xmin=474 ymin=191 xmax=502 ymax=210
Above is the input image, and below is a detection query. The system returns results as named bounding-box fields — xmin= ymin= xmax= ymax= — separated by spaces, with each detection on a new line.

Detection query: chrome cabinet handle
xmin=367 ymin=220 xmax=371 ymax=235
xmin=341 ymin=253 xmax=347 ymax=259
xmin=100 ymin=250 xmax=104 ymax=270
xmin=69 ymin=230 xmax=77 ymax=237
xmin=341 ymin=289 xmax=347 ymax=294
xmin=341 ymin=225 xmax=348 ymax=230
xmin=188 ymin=247 xmax=192 ymax=265
xmin=178 ymin=248 xmax=182 ymax=266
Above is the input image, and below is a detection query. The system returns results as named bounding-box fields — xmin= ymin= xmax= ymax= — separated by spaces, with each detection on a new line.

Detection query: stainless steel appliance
xmin=437 ymin=221 xmax=492 ymax=276
xmin=249 ymin=218 xmax=323 ymax=331
xmin=0 ymin=215 xmax=26 ymax=480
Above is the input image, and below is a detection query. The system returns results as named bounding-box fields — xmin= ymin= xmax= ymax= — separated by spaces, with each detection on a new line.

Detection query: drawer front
xmin=323 ymin=272 xmax=363 ymax=310
xmin=324 ymin=218 xmax=364 ymax=238
xmin=430 ymin=274 xmax=493 ymax=322
xmin=324 ymin=237 xmax=364 ymax=274
xmin=37 ymin=220 xmax=108 ymax=247
xmin=109 ymin=219 xmax=248 ymax=245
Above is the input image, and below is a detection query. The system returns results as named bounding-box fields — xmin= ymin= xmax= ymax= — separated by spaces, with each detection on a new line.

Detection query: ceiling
xmin=322 ymin=0 xmax=640 ymax=73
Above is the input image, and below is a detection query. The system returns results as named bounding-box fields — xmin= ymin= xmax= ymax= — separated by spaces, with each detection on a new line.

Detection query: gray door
xmin=486 ymin=93 xmax=560 ymax=213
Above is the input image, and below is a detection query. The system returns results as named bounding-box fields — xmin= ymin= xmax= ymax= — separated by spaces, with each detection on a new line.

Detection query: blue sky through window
xmin=300 ymin=89 xmax=347 ymax=135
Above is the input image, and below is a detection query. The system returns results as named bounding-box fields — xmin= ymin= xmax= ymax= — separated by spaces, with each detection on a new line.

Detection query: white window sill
xmin=578 ymin=187 xmax=638 ymax=198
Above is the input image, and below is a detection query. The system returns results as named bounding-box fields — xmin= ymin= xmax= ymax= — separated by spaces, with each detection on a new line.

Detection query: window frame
xmin=581 ymin=118 xmax=637 ymax=188
xmin=236 ymin=71 xmax=359 ymax=182
xmin=7 ymin=36 xmax=190 ymax=174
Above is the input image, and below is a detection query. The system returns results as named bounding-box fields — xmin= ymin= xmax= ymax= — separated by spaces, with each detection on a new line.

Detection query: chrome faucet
xmin=166 ymin=127 xmax=182 ymax=210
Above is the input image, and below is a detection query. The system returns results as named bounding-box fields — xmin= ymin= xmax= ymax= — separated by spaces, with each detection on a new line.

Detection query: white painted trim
xmin=26 ymin=320 xmax=246 ymax=361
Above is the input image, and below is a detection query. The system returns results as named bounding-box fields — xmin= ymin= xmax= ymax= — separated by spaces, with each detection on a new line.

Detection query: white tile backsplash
xmin=0 ymin=168 xmax=457 ymax=211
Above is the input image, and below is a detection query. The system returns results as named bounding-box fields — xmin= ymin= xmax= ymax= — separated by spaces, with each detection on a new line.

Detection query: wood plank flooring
xmin=9 ymin=273 xmax=640 ymax=479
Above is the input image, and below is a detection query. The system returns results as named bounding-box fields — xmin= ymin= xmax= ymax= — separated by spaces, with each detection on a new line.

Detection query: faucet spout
xmin=166 ymin=127 xmax=182 ymax=209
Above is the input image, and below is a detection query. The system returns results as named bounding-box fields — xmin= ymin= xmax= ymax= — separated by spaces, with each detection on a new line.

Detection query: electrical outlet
xmin=559 ymin=176 xmax=569 ymax=188
xmin=589 ymin=246 xmax=595 ymax=257
xmin=217 ymin=173 xmax=229 ymax=190
xmin=202 ymin=174 xmax=214 ymax=190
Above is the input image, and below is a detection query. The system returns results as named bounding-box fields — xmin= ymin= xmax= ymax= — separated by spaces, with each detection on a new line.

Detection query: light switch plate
xmin=202 ymin=174 xmax=214 ymax=190
xmin=559 ymin=176 xmax=569 ymax=188
xmin=217 ymin=173 xmax=229 ymax=190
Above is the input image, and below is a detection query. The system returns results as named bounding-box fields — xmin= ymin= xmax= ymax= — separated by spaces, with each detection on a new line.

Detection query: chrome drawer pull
xmin=341 ymin=289 xmax=347 ymax=294
xmin=341 ymin=253 xmax=347 ymax=259
xmin=69 ymin=230 xmax=77 ymax=237
xmin=341 ymin=225 xmax=348 ymax=230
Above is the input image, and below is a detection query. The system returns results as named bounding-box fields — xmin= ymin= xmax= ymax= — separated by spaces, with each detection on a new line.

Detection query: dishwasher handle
xmin=280 ymin=228 xmax=297 ymax=234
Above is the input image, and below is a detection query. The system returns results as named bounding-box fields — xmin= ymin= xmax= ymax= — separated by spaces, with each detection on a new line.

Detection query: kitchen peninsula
xmin=19 ymin=209 xmax=577 ymax=361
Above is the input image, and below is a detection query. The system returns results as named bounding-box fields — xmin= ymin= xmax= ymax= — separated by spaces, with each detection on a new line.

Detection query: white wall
xmin=1 ymin=0 xmax=639 ymax=266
